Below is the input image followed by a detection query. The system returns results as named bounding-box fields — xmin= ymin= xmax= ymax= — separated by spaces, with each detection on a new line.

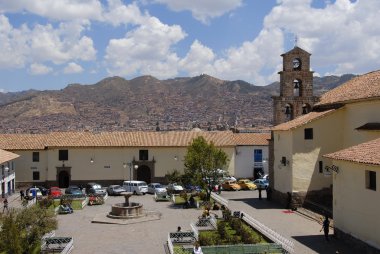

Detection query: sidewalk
xmin=220 ymin=191 xmax=358 ymax=254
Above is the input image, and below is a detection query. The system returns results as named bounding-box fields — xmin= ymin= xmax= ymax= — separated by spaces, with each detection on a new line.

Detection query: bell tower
xmin=272 ymin=46 xmax=319 ymax=125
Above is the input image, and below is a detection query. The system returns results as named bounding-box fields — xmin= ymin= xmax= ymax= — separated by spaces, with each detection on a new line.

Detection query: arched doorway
xmin=58 ymin=170 xmax=70 ymax=188
xmin=136 ymin=165 xmax=151 ymax=183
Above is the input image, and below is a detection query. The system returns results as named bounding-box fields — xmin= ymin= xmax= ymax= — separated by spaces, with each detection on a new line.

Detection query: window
xmin=32 ymin=171 xmax=40 ymax=181
xmin=32 ymin=152 xmax=40 ymax=162
xmin=366 ymin=170 xmax=376 ymax=191
xmin=139 ymin=150 xmax=148 ymax=161
xmin=319 ymin=161 xmax=323 ymax=173
xmin=304 ymin=128 xmax=313 ymax=140
xmin=254 ymin=149 xmax=263 ymax=162
xmin=59 ymin=150 xmax=68 ymax=161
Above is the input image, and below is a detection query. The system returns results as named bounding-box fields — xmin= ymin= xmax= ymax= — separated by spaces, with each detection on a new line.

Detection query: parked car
xmin=221 ymin=180 xmax=241 ymax=191
xmin=253 ymin=179 xmax=269 ymax=189
xmin=122 ymin=180 xmax=148 ymax=195
xmin=65 ymin=185 xmax=83 ymax=195
xmin=166 ymin=183 xmax=184 ymax=194
xmin=107 ymin=185 xmax=126 ymax=196
xmin=25 ymin=187 xmax=43 ymax=200
xmin=237 ymin=179 xmax=257 ymax=190
xmin=35 ymin=185 xmax=49 ymax=196
xmin=147 ymin=183 xmax=167 ymax=194
xmin=48 ymin=187 xmax=63 ymax=198
xmin=85 ymin=182 xmax=107 ymax=196
xmin=184 ymin=184 xmax=202 ymax=193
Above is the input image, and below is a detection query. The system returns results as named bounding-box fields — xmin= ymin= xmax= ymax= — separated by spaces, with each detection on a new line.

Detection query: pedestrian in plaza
xmin=266 ymin=186 xmax=272 ymax=201
xmin=20 ymin=189 xmax=25 ymax=200
xmin=193 ymin=241 xmax=203 ymax=254
xmin=2 ymin=198 xmax=9 ymax=213
xmin=286 ymin=192 xmax=292 ymax=209
xmin=258 ymin=187 xmax=262 ymax=200
xmin=320 ymin=214 xmax=330 ymax=241
xmin=218 ymin=184 xmax=222 ymax=195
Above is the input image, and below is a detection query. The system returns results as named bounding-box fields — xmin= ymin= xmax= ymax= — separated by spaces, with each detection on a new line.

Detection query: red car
xmin=49 ymin=187 xmax=63 ymax=198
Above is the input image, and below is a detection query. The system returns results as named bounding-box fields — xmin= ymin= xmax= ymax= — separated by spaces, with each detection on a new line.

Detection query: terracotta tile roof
xmin=0 ymin=131 xmax=236 ymax=150
xmin=0 ymin=149 xmax=19 ymax=164
xmin=315 ymin=70 xmax=380 ymax=107
xmin=271 ymin=109 xmax=336 ymax=131
xmin=0 ymin=134 xmax=48 ymax=150
xmin=324 ymin=138 xmax=380 ymax=166
xmin=233 ymin=133 xmax=271 ymax=145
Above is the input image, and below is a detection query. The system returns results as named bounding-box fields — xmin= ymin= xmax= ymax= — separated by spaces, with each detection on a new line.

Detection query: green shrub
xmin=217 ymin=221 xmax=227 ymax=239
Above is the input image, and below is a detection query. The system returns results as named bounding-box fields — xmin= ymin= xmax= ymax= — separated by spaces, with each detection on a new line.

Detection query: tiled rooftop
xmin=0 ymin=149 xmax=20 ymax=164
xmin=315 ymin=70 xmax=380 ymax=107
xmin=271 ymin=110 xmax=336 ymax=131
xmin=0 ymin=131 xmax=270 ymax=150
xmin=324 ymin=138 xmax=380 ymax=166
xmin=233 ymin=133 xmax=271 ymax=145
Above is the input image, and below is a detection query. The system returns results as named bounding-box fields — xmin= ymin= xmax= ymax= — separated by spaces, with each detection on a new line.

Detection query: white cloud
xmin=263 ymin=0 xmax=380 ymax=76
xmin=177 ymin=0 xmax=380 ymax=85
xmin=29 ymin=63 xmax=53 ymax=75
xmin=0 ymin=15 xmax=96 ymax=70
xmin=0 ymin=0 xmax=103 ymax=21
xmin=103 ymin=0 xmax=146 ymax=26
xmin=179 ymin=40 xmax=216 ymax=76
xmin=105 ymin=16 xmax=186 ymax=78
xmin=150 ymin=0 xmax=243 ymax=23
xmin=63 ymin=62 xmax=84 ymax=74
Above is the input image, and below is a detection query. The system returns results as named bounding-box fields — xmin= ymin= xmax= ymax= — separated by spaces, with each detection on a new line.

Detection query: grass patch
xmin=199 ymin=218 xmax=268 ymax=246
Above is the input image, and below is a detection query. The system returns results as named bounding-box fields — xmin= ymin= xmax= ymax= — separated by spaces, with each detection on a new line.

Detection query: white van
xmin=122 ymin=180 xmax=148 ymax=195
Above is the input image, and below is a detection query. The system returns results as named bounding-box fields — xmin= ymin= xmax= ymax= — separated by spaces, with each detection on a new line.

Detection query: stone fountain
xmin=107 ymin=192 xmax=144 ymax=219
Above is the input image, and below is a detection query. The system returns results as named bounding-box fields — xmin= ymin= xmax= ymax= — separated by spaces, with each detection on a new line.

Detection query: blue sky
xmin=0 ymin=0 xmax=378 ymax=92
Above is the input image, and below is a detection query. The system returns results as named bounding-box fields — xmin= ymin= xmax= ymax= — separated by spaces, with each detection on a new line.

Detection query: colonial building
xmin=325 ymin=138 xmax=380 ymax=252
xmin=0 ymin=149 xmax=19 ymax=198
xmin=0 ymin=130 xmax=269 ymax=188
xmin=270 ymin=69 xmax=380 ymax=210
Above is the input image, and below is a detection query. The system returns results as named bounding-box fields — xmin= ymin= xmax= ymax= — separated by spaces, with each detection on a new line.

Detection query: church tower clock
xmin=272 ymin=46 xmax=319 ymax=125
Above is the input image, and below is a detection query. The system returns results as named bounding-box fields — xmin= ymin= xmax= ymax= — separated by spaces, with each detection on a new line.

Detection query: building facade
xmin=270 ymin=70 xmax=380 ymax=210
xmin=0 ymin=149 xmax=19 ymax=198
xmin=233 ymin=133 xmax=270 ymax=179
xmin=0 ymin=130 xmax=269 ymax=188
xmin=325 ymin=138 xmax=380 ymax=253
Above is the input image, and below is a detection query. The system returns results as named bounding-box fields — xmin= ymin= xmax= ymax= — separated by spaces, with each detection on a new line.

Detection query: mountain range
xmin=0 ymin=74 xmax=355 ymax=133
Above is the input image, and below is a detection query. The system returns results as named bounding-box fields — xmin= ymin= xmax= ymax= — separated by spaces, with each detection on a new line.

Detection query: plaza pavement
xmin=3 ymin=190 xmax=360 ymax=254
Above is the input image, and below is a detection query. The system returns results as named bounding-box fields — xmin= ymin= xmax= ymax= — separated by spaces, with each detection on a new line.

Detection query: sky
xmin=0 ymin=0 xmax=378 ymax=92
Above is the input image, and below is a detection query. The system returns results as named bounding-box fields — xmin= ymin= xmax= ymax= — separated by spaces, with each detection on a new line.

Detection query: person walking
xmin=20 ymin=189 xmax=25 ymax=200
xmin=258 ymin=187 xmax=262 ymax=200
xmin=320 ymin=215 xmax=330 ymax=241
xmin=2 ymin=198 xmax=9 ymax=213
xmin=266 ymin=186 xmax=272 ymax=201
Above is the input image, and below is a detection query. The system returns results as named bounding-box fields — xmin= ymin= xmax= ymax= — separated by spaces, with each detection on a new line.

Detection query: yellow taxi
xmin=237 ymin=179 xmax=257 ymax=190
xmin=221 ymin=180 xmax=241 ymax=191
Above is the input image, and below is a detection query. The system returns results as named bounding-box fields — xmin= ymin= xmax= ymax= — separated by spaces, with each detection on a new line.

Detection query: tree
xmin=184 ymin=136 xmax=228 ymax=200
xmin=0 ymin=205 xmax=57 ymax=254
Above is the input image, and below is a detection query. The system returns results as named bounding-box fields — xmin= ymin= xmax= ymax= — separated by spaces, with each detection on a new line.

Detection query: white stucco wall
xmin=291 ymin=109 xmax=344 ymax=192
xmin=273 ymin=131 xmax=293 ymax=193
xmin=235 ymin=145 xmax=268 ymax=179
xmin=10 ymin=146 xmax=235 ymax=183
xmin=333 ymin=160 xmax=380 ymax=249
xmin=342 ymin=100 xmax=380 ymax=148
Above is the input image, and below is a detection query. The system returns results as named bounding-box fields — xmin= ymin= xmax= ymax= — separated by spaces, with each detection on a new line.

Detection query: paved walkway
xmin=2 ymin=190 xmax=361 ymax=254
xmin=220 ymin=190 xmax=357 ymax=254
